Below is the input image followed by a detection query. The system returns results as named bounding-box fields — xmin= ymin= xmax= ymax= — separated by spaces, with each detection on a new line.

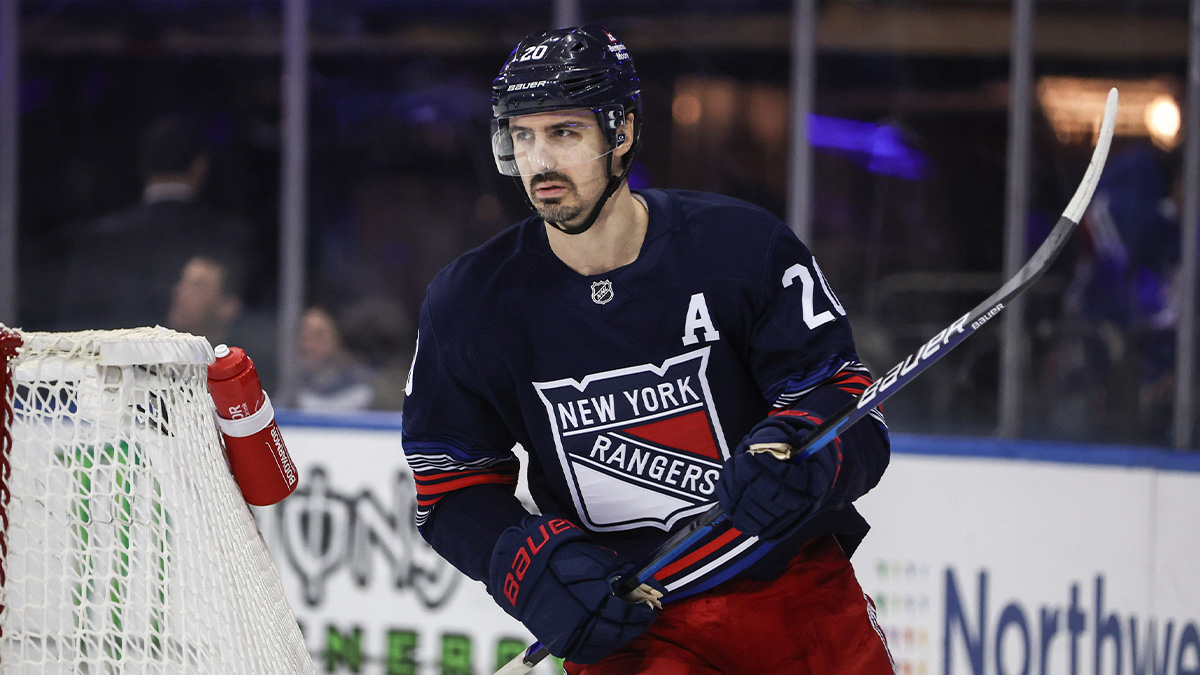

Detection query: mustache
xmin=530 ymin=171 xmax=575 ymax=189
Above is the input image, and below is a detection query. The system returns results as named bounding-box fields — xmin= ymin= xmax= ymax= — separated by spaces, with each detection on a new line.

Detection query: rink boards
xmin=854 ymin=435 xmax=1200 ymax=675
xmin=259 ymin=413 xmax=1200 ymax=675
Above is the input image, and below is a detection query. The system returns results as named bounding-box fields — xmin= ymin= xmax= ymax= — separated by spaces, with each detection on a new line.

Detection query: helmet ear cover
xmin=597 ymin=104 xmax=633 ymax=147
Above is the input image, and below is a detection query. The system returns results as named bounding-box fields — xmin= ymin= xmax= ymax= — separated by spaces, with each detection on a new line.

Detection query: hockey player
xmin=402 ymin=25 xmax=894 ymax=674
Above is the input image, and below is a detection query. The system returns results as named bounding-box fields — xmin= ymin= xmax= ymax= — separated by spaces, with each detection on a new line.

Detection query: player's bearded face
xmin=507 ymin=111 xmax=614 ymax=230
xmin=525 ymin=166 xmax=606 ymax=227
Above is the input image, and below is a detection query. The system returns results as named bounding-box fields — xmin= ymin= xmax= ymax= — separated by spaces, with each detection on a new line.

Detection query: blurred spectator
xmin=339 ymin=296 xmax=414 ymax=411
xmin=166 ymin=254 xmax=278 ymax=390
xmin=1043 ymin=143 xmax=1181 ymax=443
xmin=167 ymin=255 xmax=243 ymax=344
xmin=297 ymin=306 xmax=376 ymax=412
xmin=57 ymin=114 xmax=256 ymax=331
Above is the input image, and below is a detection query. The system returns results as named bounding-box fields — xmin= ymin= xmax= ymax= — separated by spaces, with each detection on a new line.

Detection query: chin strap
xmin=547 ymin=153 xmax=633 ymax=236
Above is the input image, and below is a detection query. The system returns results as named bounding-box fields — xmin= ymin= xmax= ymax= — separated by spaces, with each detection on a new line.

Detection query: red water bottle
xmin=207 ymin=344 xmax=298 ymax=506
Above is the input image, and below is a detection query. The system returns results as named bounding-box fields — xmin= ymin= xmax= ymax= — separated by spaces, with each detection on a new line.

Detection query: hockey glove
xmin=488 ymin=514 xmax=657 ymax=664
xmin=715 ymin=411 xmax=842 ymax=540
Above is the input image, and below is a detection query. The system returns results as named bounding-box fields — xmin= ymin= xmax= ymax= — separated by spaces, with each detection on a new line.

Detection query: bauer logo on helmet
xmin=508 ymin=80 xmax=551 ymax=92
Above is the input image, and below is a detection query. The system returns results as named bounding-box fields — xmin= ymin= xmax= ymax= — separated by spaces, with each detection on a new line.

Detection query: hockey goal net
xmin=0 ymin=325 xmax=314 ymax=673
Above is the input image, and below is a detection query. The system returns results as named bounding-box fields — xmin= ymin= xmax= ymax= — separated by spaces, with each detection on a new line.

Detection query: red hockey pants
xmin=565 ymin=535 xmax=894 ymax=675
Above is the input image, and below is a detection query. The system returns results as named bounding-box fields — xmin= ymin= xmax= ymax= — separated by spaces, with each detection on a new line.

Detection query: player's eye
xmin=554 ymin=125 xmax=588 ymax=139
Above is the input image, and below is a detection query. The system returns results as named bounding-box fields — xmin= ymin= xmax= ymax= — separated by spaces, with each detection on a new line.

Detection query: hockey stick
xmin=496 ymin=88 xmax=1118 ymax=675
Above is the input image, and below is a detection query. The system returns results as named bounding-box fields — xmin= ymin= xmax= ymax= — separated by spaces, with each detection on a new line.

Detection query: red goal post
xmin=1 ymin=325 xmax=22 ymax=633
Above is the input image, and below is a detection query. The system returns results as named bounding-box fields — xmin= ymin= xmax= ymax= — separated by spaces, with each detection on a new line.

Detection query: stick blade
xmin=1063 ymin=87 xmax=1119 ymax=224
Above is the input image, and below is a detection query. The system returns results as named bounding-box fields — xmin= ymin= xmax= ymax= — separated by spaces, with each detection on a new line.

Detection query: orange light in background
xmin=673 ymin=92 xmax=702 ymax=126
xmin=1144 ymin=94 xmax=1181 ymax=150
xmin=1037 ymin=76 xmax=1182 ymax=149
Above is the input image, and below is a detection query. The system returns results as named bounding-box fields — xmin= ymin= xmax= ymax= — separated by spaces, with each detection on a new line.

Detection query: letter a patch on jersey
xmin=533 ymin=348 xmax=730 ymax=532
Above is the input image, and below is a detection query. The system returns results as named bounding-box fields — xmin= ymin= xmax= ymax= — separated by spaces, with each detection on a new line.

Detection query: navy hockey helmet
xmin=491 ymin=25 xmax=642 ymax=177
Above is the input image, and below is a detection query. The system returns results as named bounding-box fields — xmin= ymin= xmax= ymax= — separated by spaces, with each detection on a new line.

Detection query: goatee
xmin=529 ymin=171 xmax=585 ymax=230
xmin=535 ymin=200 xmax=584 ymax=228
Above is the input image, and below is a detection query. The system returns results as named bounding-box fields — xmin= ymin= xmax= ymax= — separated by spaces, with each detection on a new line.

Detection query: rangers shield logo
xmin=533 ymin=348 xmax=729 ymax=532
xmin=590 ymin=280 xmax=614 ymax=305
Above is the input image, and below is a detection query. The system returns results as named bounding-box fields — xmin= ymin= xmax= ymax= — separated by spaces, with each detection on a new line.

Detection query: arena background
xmin=1 ymin=2 xmax=1198 ymax=674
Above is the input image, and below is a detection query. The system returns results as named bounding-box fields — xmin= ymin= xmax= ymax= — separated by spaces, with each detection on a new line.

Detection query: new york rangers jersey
xmin=402 ymin=188 xmax=889 ymax=601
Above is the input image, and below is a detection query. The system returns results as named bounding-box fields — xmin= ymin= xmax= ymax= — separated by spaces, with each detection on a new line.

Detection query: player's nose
xmin=529 ymin=153 xmax=555 ymax=173
xmin=528 ymin=138 xmax=557 ymax=172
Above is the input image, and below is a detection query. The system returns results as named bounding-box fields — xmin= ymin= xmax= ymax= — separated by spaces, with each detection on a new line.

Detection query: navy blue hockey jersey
xmin=402 ymin=188 xmax=889 ymax=601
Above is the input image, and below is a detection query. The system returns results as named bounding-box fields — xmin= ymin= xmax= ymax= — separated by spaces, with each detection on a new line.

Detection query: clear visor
xmin=491 ymin=116 xmax=618 ymax=177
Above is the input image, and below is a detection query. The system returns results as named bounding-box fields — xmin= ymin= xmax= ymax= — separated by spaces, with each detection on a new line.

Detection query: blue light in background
xmin=808 ymin=114 xmax=929 ymax=180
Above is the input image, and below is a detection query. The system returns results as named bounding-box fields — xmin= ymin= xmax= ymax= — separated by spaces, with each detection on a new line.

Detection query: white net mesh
xmin=0 ymin=326 xmax=314 ymax=674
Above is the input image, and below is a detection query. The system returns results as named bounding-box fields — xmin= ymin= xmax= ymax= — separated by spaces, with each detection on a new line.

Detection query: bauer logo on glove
xmin=488 ymin=514 xmax=657 ymax=664
xmin=501 ymin=517 xmax=579 ymax=606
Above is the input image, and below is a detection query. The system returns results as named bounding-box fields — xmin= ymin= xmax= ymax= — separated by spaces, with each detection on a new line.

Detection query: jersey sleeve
xmin=401 ymin=298 xmax=527 ymax=581
xmin=745 ymin=225 xmax=890 ymax=505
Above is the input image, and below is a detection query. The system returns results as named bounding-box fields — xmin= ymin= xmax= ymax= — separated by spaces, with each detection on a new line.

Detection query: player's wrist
xmin=740 ymin=408 xmax=839 ymax=458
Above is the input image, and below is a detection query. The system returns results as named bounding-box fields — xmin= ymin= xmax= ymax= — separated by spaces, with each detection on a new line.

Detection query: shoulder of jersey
xmin=660 ymin=189 xmax=786 ymax=240
xmin=652 ymin=188 xmax=792 ymax=269
xmin=424 ymin=219 xmax=536 ymax=321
